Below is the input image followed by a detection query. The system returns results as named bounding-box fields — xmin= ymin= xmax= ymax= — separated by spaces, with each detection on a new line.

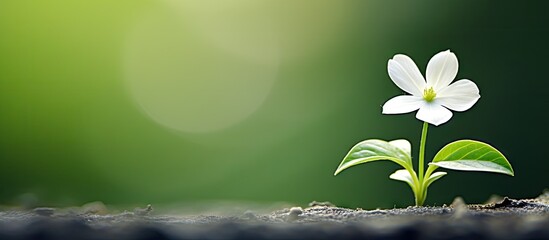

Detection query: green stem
xmin=414 ymin=122 xmax=429 ymax=206
xmin=418 ymin=122 xmax=429 ymax=183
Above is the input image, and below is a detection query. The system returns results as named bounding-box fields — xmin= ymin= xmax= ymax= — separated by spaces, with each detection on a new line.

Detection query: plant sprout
xmin=334 ymin=50 xmax=514 ymax=206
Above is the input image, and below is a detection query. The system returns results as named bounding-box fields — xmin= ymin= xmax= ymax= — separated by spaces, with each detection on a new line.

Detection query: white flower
xmin=382 ymin=50 xmax=480 ymax=126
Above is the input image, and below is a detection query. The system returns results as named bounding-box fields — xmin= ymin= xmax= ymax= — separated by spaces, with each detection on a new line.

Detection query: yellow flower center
xmin=423 ymin=87 xmax=436 ymax=102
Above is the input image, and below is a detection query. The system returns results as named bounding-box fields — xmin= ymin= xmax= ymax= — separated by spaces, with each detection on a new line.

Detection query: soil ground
xmin=1 ymin=193 xmax=548 ymax=240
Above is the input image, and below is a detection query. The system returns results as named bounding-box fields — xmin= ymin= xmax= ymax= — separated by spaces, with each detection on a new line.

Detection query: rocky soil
xmin=1 ymin=193 xmax=548 ymax=240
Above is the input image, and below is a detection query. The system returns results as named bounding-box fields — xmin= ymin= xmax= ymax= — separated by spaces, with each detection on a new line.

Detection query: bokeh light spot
xmin=124 ymin=1 xmax=279 ymax=133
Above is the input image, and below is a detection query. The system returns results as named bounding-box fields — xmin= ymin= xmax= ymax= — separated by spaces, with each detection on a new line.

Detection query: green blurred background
xmin=1 ymin=1 xmax=548 ymax=209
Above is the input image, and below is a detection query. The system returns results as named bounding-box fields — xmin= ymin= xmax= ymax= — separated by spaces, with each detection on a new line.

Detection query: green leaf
xmin=391 ymin=169 xmax=444 ymax=190
xmin=429 ymin=140 xmax=514 ymax=176
xmin=389 ymin=169 xmax=414 ymax=188
xmin=424 ymin=171 xmax=447 ymax=188
xmin=334 ymin=139 xmax=412 ymax=176
xmin=388 ymin=139 xmax=411 ymax=157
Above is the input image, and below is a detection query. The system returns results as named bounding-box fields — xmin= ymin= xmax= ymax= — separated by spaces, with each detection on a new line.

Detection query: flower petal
xmin=382 ymin=95 xmax=424 ymax=114
xmin=437 ymin=79 xmax=480 ymax=112
xmin=426 ymin=50 xmax=458 ymax=91
xmin=415 ymin=103 xmax=453 ymax=126
xmin=388 ymin=54 xmax=426 ymax=96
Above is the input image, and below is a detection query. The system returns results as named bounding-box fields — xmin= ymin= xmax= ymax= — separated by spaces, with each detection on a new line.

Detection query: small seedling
xmin=334 ymin=50 xmax=514 ymax=206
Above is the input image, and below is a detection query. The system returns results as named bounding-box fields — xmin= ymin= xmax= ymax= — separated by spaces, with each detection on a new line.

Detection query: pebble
xmin=242 ymin=210 xmax=257 ymax=220
xmin=450 ymin=197 xmax=468 ymax=219
xmin=484 ymin=194 xmax=504 ymax=204
xmin=289 ymin=207 xmax=303 ymax=215
xmin=287 ymin=207 xmax=303 ymax=221
xmin=368 ymin=209 xmax=387 ymax=215
xmin=308 ymin=201 xmax=335 ymax=207
xmin=33 ymin=207 xmax=55 ymax=217
xmin=81 ymin=201 xmax=108 ymax=215
xmin=133 ymin=204 xmax=153 ymax=216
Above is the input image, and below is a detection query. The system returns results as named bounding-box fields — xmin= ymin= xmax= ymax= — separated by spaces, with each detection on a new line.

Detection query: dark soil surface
xmin=1 ymin=193 xmax=548 ymax=240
